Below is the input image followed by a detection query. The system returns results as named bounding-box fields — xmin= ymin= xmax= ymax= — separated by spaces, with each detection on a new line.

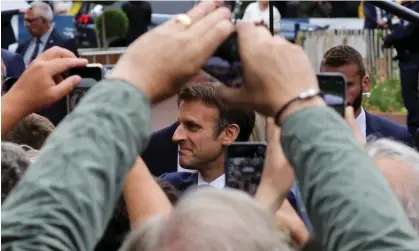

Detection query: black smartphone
xmin=67 ymin=63 xmax=103 ymax=113
xmin=201 ymin=1 xmax=273 ymax=87
xmin=225 ymin=142 xmax=266 ymax=196
xmin=317 ymin=72 xmax=347 ymax=117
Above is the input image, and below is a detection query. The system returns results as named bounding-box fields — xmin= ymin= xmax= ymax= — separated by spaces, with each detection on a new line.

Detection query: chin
xmin=179 ymin=159 xmax=198 ymax=170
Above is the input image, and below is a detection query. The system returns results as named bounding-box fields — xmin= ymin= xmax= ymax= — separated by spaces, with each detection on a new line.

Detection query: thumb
xmin=215 ymin=83 xmax=247 ymax=107
xmin=50 ymin=75 xmax=82 ymax=101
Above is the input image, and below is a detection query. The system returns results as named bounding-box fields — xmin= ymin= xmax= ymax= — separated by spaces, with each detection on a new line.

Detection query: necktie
xmin=30 ymin=38 xmax=42 ymax=63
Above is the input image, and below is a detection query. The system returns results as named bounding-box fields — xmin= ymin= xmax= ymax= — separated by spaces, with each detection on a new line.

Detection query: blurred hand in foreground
xmin=2 ymin=47 xmax=87 ymax=136
xmin=216 ymin=22 xmax=324 ymax=119
xmin=110 ymin=1 xmax=235 ymax=104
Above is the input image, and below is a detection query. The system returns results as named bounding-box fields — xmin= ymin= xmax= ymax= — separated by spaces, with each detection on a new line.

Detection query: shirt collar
xmin=197 ymin=173 xmax=225 ymax=190
xmin=355 ymin=107 xmax=367 ymax=138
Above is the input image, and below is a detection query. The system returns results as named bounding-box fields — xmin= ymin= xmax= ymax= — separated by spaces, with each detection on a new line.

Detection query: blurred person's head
xmin=121 ymin=188 xmax=293 ymax=251
xmin=4 ymin=113 xmax=55 ymax=150
xmin=24 ymin=1 xmax=53 ymax=37
xmin=1 ymin=142 xmax=31 ymax=204
xmin=258 ymin=0 xmax=269 ymax=8
xmin=174 ymin=82 xmax=255 ymax=174
xmin=320 ymin=45 xmax=370 ymax=116
xmin=95 ymin=179 xmax=180 ymax=251
xmin=366 ymin=139 xmax=419 ymax=232
xmin=156 ymin=178 xmax=180 ymax=205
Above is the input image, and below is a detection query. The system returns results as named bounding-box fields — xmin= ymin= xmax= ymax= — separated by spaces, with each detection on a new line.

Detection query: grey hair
xmin=1 ymin=142 xmax=31 ymax=204
xmin=121 ymin=188 xmax=293 ymax=251
xmin=366 ymin=139 xmax=419 ymax=232
xmin=30 ymin=1 xmax=53 ymax=22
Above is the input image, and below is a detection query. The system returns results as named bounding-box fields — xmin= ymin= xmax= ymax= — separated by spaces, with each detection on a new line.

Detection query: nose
xmin=172 ymin=124 xmax=187 ymax=143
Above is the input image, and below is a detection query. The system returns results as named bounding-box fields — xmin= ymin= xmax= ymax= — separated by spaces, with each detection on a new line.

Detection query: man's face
xmin=173 ymin=100 xmax=225 ymax=170
xmin=321 ymin=63 xmax=369 ymax=112
xmin=24 ymin=10 xmax=46 ymax=37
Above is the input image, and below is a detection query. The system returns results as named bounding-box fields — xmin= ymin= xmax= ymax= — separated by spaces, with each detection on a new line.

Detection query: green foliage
xmin=362 ymin=76 xmax=407 ymax=114
xmin=95 ymin=9 xmax=129 ymax=40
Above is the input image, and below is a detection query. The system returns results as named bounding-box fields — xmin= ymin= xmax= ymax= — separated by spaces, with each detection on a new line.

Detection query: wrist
xmin=255 ymin=183 xmax=287 ymax=213
xmin=277 ymin=96 xmax=325 ymax=125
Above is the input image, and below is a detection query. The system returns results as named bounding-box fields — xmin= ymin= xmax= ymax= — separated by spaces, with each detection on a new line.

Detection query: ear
xmin=221 ymin=124 xmax=240 ymax=145
xmin=362 ymin=75 xmax=370 ymax=93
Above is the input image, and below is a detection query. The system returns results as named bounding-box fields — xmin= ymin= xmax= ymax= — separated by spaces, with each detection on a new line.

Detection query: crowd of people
xmin=1 ymin=1 xmax=419 ymax=251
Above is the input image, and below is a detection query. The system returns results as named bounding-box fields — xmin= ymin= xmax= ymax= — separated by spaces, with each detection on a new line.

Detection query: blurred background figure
xmin=122 ymin=1 xmax=152 ymax=45
xmin=16 ymin=1 xmax=78 ymax=66
xmin=242 ymin=0 xmax=281 ymax=34
xmin=363 ymin=0 xmax=393 ymax=29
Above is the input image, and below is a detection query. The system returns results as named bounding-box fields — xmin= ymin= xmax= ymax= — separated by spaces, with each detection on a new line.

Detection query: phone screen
xmin=317 ymin=73 xmax=347 ymax=117
xmin=67 ymin=64 xmax=103 ymax=113
xmin=225 ymin=143 xmax=266 ymax=195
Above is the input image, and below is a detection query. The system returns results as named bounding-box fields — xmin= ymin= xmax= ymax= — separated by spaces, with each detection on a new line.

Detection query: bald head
xmin=366 ymin=139 xmax=419 ymax=232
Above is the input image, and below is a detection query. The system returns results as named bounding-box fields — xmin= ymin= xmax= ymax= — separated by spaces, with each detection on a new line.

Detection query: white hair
xmin=121 ymin=188 xmax=293 ymax=251
xmin=366 ymin=139 xmax=419 ymax=232
xmin=30 ymin=1 xmax=53 ymax=22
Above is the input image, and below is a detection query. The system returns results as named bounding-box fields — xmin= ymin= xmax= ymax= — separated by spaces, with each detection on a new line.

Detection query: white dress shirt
xmin=23 ymin=26 xmax=54 ymax=66
xmin=356 ymin=107 xmax=367 ymax=139
xmin=242 ymin=2 xmax=281 ymax=33
xmin=197 ymin=173 xmax=225 ymax=190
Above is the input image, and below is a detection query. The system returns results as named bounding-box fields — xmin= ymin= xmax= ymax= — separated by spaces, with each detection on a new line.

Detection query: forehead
xmin=322 ymin=63 xmax=361 ymax=81
xmin=178 ymin=100 xmax=219 ymax=124
xmin=24 ymin=9 xmax=36 ymax=18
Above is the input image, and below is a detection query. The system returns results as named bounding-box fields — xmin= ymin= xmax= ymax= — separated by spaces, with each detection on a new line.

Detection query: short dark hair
xmin=178 ymin=82 xmax=255 ymax=141
xmin=4 ymin=113 xmax=55 ymax=150
xmin=321 ymin=45 xmax=366 ymax=79
xmin=1 ymin=142 xmax=30 ymax=204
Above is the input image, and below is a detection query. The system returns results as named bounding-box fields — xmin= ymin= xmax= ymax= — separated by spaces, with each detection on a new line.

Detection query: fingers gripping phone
xmin=225 ymin=142 xmax=266 ymax=196
xmin=317 ymin=72 xmax=347 ymax=117
xmin=66 ymin=63 xmax=104 ymax=113
xmin=202 ymin=0 xmax=273 ymax=88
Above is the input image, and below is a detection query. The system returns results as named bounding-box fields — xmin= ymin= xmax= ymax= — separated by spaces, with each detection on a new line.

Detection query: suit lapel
xmin=43 ymin=29 xmax=57 ymax=52
xmin=17 ymin=39 xmax=31 ymax=55
xmin=365 ymin=112 xmax=383 ymax=139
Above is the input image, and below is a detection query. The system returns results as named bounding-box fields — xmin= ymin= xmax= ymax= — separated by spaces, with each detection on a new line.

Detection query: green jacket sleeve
xmin=1 ymin=79 xmax=151 ymax=251
xmin=281 ymin=107 xmax=419 ymax=251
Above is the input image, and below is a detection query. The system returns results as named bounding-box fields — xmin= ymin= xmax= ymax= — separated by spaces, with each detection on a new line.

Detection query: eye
xmin=184 ymin=121 xmax=200 ymax=132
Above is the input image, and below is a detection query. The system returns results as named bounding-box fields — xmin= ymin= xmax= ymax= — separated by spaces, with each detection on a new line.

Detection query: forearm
xmin=124 ymin=158 xmax=173 ymax=228
xmin=1 ymin=93 xmax=29 ymax=137
xmin=1 ymin=79 xmax=152 ymax=251
xmin=281 ymin=107 xmax=419 ymax=251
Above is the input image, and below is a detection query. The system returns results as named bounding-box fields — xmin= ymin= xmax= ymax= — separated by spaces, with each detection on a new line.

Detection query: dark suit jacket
xmin=122 ymin=1 xmax=152 ymax=45
xmin=16 ymin=28 xmax=79 ymax=59
xmin=15 ymin=28 xmax=78 ymax=125
xmin=383 ymin=1 xmax=419 ymax=58
xmin=1 ymin=49 xmax=25 ymax=79
xmin=141 ymin=123 xmax=179 ymax=176
xmin=363 ymin=2 xmax=393 ymax=29
xmin=160 ymin=172 xmax=312 ymax=229
xmin=366 ymin=111 xmax=413 ymax=146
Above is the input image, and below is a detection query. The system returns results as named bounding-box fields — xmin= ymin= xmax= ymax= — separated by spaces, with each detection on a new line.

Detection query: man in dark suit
xmin=383 ymin=1 xmax=419 ymax=147
xmin=141 ymin=122 xmax=179 ymax=177
xmin=15 ymin=1 xmax=78 ymax=125
xmin=321 ymin=45 xmax=413 ymax=146
xmin=363 ymin=1 xmax=393 ymax=29
xmin=17 ymin=1 xmax=79 ymax=66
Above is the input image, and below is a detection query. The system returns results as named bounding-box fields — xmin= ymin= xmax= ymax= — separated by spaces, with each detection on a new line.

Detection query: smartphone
xmin=67 ymin=63 xmax=104 ymax=113
xmin=225 ymin=142 xmax=266 ymax=196
xmin=201 ymin=1 xmax=273 ymax=87
xmin=317 ymin=72 xmax=347 ymax=117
